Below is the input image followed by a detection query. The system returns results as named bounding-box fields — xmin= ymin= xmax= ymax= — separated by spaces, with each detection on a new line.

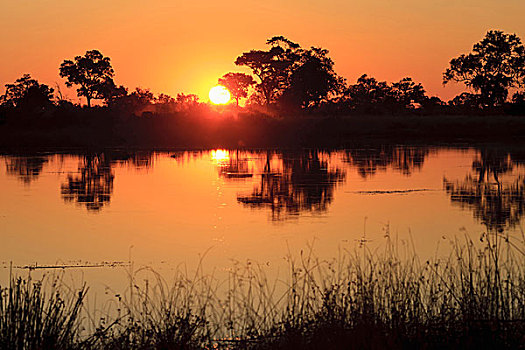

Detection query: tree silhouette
xmin=345 ymin=75 xmax=393 ymax=113
xmin=513 ymin=91 xmax=525 ymax=104
xmin=280 ymin=47 xmax=346 ymax=109
xmin=108 ymin=88 xmax=155 ymax=113
xmin=448 ymin=92 xmax=482 ymax=111
xmin=390 ymin=77 xmax=427 ymax=109
xmin=236 ymin=36 xmax=345 ymax=110
xmin=174 ymin=93 xmax=200 ymax=111
xmin=218 ymin=73 xmax=256 ymax=106
xmin=235 ymin=36 xmax=301 ymax=106
xmin=59 ymin=50 xmax=120 ymax=107
xmin=1 ymin=74 xmax=54 ymax=111
xmin=345 ymin=75 xmax=428 ymax=113
xmin=420 ymin=96 xmax=446 ymax=114
xmin=509 ymin=91 xmax=525 ymax=115
xmin=443 ymin=30 xmax=525 ymax=107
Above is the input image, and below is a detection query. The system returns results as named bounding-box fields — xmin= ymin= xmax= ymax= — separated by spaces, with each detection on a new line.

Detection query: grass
xmin=0 ymin=275 xmax=86 ymax=349
xmin=1 ymin=230 xmax=524 ymax=349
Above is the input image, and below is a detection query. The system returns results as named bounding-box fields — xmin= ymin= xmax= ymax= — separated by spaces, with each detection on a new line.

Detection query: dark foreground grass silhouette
xmin=1 ymin=232 xmax=524 ymax=349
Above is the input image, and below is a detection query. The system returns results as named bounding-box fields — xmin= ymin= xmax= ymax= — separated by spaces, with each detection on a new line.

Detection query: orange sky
xmin=1 ymin=0 xmax=524 ymax=102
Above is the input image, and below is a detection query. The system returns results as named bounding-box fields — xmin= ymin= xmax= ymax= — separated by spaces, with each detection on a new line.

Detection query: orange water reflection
xmin=210 ymin=149 xmax=230 ymax=164
xmin=237 ymin=151 xmax=345 ymax=220
xmin=443 ymin=149 xmax=525 ymax=233
xmin=1 ymin=147 xmax=524 ymax=280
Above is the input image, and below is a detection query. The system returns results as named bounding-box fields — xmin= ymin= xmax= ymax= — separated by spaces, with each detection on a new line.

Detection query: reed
xmin=2 ymin=230 xmax=524 ymax=349
xmin=0 ymin=275 xmax=86 ymax=349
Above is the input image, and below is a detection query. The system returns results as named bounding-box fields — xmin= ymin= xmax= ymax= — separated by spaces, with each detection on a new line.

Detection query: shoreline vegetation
xmin=1 ymin=234 xmax=524 ymax=349
xmin=1 ymin=30 xmax=525 ymax=150
xmin=1 ymin=112 xmax=525 ymax=150
xmin=2 ymin=29 xmax=525 ymax=349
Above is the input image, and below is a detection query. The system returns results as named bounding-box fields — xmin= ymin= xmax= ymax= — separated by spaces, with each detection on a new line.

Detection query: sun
xmin=209 ymin=85 xmax=231 ymax=105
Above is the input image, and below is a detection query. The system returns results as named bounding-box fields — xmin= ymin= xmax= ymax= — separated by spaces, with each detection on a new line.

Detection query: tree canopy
xmin=235 ymin=36 xmax=344 ymax=109
xmin=280 ymin=47 xmax=346 ymax=109
xmin=2 ymin=30 xmax=525 ymax=125
xmin=1 ymin=74 xmax=54 ymax=110
xmin=59 ymin=50 xmax=121 ymax=107
xmin=235 ymin=39 xmax=298 ymax=106
xmin=443 ymin=30 xmax=525 ymax=107
xmin=344 ymin=75 xmax=428 ymax=113
xmin=218 ymin=73 xmax=256 ymax=106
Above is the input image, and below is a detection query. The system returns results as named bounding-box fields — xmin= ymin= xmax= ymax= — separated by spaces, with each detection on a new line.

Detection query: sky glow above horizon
xmin=0 ymin=0 xmax=524 ymax=102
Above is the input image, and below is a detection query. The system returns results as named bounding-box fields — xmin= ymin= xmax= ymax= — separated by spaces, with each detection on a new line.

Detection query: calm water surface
xmin=1 ymin=146 xmax=524 ymax=290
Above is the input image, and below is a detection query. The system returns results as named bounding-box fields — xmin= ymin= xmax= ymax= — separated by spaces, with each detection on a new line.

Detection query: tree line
xmin=1 ymin=30 xmax=524 ymax=120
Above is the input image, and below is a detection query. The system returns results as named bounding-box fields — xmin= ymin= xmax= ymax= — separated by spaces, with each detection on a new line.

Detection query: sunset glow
xmin=1 ymin=1 xmax=523 ymax=101
xmin=1 ymin=1 xmax=525 ymax=347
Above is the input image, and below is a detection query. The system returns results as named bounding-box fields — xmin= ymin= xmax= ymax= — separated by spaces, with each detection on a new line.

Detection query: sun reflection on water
xmin=210 ymin=149 xmax=230 ymax=164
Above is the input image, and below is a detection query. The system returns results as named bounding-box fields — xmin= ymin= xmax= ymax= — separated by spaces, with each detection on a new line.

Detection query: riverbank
xmin=1 ymin=111 xmax=524 ymax=150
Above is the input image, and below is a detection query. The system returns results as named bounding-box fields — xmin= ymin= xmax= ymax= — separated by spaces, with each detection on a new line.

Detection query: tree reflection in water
xmin=237 ymin=151 xmax=345 ymax=220
xmin=61 ymin=154 xmax=114 ymax=211
xmin=444 ymin=149 xmax=525 ymax=232
xmin=218 ymin=150 xmax=253 ymax=179
xmin=60 ymin=151 xmax=154 ymax=211
xmin=5 ymin=156 xmax=48 ymax=185
xmin=344 ymin=146 xmax=429 ymax=178
xmin=125 ymin=151 xmax=154 ymax=170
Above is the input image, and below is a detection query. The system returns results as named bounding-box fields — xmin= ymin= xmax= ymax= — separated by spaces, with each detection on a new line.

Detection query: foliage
xmin=236 ymin=36 xmax=345 ymax=109
xmin=513 ymin=91 xmax=525 ymax=104
xmin=108 ymin=88 xmax=154 ymax=112
xmin=443 ymin=30 xmax=525 ymax=107
xmin=345 ymin=75 xmax=429 ymax=113
xmin=391 ymin=77 xmax=426 ymax=107
xmin=219 ymin=72 xmax=256 ymax=106
xmin=449 ymin=92 xmax=483 ymax=110
xmin=175 ymin=93 xmax=199 ymax=106
xmin=1 ymin=74 xmax=54 ymax=111
xmin=280 ymin=47 xmax=346 ymax=109
xmin=2 ymin=30 xmax=525 ymax=133
xmin=345 ymin=74 xmax=393 ymax=113
xmin=235 ymin=37 xmax=300 ymax=106
xmin=59 ymin=50 xmax=121 ymax=107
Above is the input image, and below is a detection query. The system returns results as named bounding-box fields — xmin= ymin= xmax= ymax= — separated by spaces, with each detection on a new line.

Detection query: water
xmin=1 ymin=146 xmax=524 ymax=292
